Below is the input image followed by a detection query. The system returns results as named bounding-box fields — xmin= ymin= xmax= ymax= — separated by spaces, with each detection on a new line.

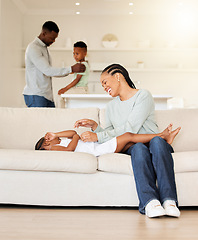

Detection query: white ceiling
xmin=12 ymin=0 xmax=198 ymax=16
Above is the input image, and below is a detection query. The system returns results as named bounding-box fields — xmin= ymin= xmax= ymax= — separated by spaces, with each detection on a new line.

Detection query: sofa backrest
xmin=99 ymin=108 xmax=198 ymax=152
xmin=1 ymin=107 xmax=198 ymax=152
xmin=155 ymin=109 xmax=198 ymax=152
xmin=0 ymin=107 xmax=99 ymax=150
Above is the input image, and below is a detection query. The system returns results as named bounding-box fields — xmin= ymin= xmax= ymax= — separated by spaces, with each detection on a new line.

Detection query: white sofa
xmin=0 ymin=107 xmax=198 ymax=207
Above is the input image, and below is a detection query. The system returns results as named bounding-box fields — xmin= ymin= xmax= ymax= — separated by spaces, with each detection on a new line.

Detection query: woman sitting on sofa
xmin=35 ymin=124 xmax=180 ymax=157
xmin=74 ymin=63 xmax=181 ymax=218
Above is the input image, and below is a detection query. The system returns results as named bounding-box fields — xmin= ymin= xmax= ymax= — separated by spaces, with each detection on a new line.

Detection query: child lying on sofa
xmin=35 ymin=124 xmax=181 ymax=157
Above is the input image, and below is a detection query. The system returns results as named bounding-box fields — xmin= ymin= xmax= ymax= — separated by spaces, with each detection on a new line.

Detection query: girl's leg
xmin=115 ymin=132 xmax=161 ymax=153
xmin=115 ymin=125 xmax=181 ymax=153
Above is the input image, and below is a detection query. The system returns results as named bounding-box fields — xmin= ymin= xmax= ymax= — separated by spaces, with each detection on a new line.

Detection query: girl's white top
xmin=56 ymin=137 xmax=117 ymax=157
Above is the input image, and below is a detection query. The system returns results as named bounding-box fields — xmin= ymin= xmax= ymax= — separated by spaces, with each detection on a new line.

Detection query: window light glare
xmin=76 ymin=2 xmax=80 ymax=5
xmin=76 ymin=11 xmax=80 ymax=14
xmin=129 ymin=2 xmax=133 ymax=6
xmin=129 ymin=11 xmax=133 ymax=15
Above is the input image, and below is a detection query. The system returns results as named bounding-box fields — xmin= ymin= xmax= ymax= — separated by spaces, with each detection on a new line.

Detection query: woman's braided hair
xmin=102 ymin=64 xmax=136 ymax=89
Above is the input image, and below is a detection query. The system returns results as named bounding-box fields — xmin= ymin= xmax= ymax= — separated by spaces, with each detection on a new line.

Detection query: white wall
xmin=22 ymin=13 xmax=198 ymax=108
xmin=0 ymin=0 xmax=24 ymax=107
xmin=1 ymin=4 xmax=198 ymax=107
xmin=22 ymin=14 xmax=198 ymax=50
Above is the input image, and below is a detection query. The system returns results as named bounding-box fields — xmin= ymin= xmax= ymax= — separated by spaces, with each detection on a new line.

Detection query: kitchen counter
xmin=61 ymin=94 xmax=173 ymax=110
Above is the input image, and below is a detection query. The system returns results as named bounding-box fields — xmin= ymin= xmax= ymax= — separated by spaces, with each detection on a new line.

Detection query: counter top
xmin=61 ymin=94 xmax=173 ymax=99
xmin=61 ymin=94 xmax=112 ymax=99
xmin=61 ymin=94 xmax=173 ymax=110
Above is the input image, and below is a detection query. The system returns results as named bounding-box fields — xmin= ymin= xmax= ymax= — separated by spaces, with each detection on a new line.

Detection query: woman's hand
xmin=80 ymin=131 xmax=98 ymax=142
xmin=45 ymin=132 xmax=56 ymax=141
xmin=74 ymin=119 xmax=98 ymax=131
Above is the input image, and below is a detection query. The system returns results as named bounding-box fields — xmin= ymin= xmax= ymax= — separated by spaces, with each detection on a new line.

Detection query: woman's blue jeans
xmin=125 ymin=136 xmax=178 ymax=214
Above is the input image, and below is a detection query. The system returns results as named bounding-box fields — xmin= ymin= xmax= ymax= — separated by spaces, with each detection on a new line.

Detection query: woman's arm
xmin=75 ymin=92 xmax=153 ymax=143
xmin=96 ymin=90 xmax=158 ymax=143
xmin=74 ymin=119 xmax=98 ymax=131
xmin=74 ymin=119 xmax=99 ymax=142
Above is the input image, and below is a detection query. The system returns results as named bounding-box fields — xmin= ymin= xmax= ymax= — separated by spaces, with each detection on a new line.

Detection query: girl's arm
xmin=51 ymin=134 xmax=80 ymax=151
xmin=58 ymin=75 xmax=82 ymax=95
xmin=45 ymin=130 xmax=77 ymax=141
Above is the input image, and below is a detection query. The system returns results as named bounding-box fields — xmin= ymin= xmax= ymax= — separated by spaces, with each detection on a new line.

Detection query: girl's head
xmin=73 ymin=41 xmax=87 ymax=62
xmin=100 ymin=64 xmax=136 ymax=97
xmin=35 ymin=137 xmax=52 ymax=150
xmin=35 ymin=137 xmax=46 ymax=150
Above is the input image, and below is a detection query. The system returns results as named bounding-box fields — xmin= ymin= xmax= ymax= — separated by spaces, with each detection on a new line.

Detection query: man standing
xmin=23 ymin=21 xmax=85 ymax=108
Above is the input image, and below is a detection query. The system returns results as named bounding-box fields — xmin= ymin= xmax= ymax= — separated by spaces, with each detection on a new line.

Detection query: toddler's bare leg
xmin=115 ymin=132 xmax=162 ymax=153
xmin=114 ymin=124 xmax=180 ymax=153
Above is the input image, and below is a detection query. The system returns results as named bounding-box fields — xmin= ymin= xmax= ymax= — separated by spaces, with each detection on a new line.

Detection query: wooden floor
xmin=0 ymin=205 xmax=198 ymax=240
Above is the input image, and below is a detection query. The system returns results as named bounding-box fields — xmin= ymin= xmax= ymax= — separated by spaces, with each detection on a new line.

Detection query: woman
xmin=74 ymin=63 xmax=180 ymax=218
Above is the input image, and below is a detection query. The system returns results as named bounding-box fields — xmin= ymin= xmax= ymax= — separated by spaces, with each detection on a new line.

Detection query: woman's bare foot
xmin=165 ymin=127 xmax=181 ymax=145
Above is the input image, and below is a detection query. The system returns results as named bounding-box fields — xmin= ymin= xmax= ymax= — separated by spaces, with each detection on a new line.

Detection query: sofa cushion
xmin=98 ymin=153 xmax=133 ymax=175
xmin=172 ymin=151 xmax=198 ymax=173
xmin=0 ymin=107 xmax=99 ymax=150
xmin=0 ymin=149 xmax=97 ymax=174
xmin=98 ymin=151 xmax=198 ymax=175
